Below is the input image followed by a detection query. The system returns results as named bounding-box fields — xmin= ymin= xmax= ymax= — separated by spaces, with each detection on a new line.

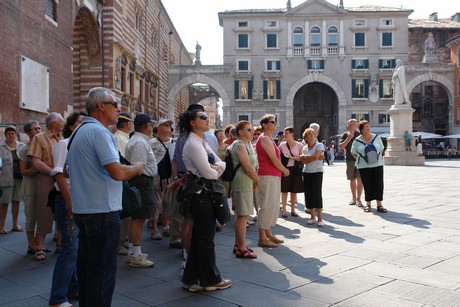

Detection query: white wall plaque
xmin=20 ymin=56 xmax=50 ymax=113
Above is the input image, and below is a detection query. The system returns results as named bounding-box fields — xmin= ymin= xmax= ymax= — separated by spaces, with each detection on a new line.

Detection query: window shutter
xmin=276 ymin=80 xmax=281 ymax=99
xmin=379 ymin=79 xmax=383 ymax=98
xmin=364 ymin=79 xmax=369 ymax=98
xmin=351 ymin=80 xmax=356 ymax=98
xmin=234 ymin=80 xmax=239 ymax=99
xmin=364 ymin=60 xmax=369 ymax=69
xmin=352 ymin=60 xmax=356 ymax=69
xmin=263 ymin=80 xmax=268 ymax=99
xmin=248 ymin=80 xmax=253 ymax=99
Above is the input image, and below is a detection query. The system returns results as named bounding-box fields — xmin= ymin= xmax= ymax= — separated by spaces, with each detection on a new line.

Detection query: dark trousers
xmin=358 ymin=166 xmax=384 ymax=201
xmin=74 ymin=211 xmax=120 ymax=307
xmin=303 ymin=172 xmax=323 ymax=209
xmin=182 ymin=191 xmax=222 ymax=287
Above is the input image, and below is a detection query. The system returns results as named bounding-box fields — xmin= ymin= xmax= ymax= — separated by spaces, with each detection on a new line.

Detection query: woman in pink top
xmin=255 ymin=114 xmax=289 ymax=248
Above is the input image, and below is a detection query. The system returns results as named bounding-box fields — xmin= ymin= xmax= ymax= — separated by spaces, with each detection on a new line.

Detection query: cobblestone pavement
xmin=1 ymin=159 xmax=459 ymax=306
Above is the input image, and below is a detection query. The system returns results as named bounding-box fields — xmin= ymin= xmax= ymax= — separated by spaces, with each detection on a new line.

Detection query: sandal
xmin=291 ymin=212 xmax=299 ymax=217
xmin=235 ymin=248 xmax=257 ymax=259
xmin=27 ymin=247 xmax=36 ymax=255
xmin=35 ymin=249 xmax=46 ymax=261
xmin=364 ymin=206 xmax=371 ymax=213
xmin=0 ymin=226 xmax=8 ymax=234
xmin=356 ymin=201 xmax=364 ymax=207
xmin=281 ymin=212 xmax=288 ymax=218
xmin=233 ymin=245 xmax=253 ymax=254
xmin=11 ymin=225 xmax=24 ymax=232
xmin=377 ymin=206 xmax=388 ymax=213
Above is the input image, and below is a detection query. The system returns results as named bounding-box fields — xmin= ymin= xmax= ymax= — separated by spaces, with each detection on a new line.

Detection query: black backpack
xmin=220 ymin=145 xmax=249 ymax=182
xmin=157 ymin=138 xmax=173 ymax=179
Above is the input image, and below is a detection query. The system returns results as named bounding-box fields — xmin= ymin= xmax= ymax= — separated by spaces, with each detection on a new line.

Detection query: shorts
xmin=0 ymin=178 xmax=22 ymax=203
xmin=346 ymin=161 xmax=360 ymax=180
xmin=233 ymin=191 xmax=254 ymax=216
xmin=129 ymin=175 xmax=154 ymax=220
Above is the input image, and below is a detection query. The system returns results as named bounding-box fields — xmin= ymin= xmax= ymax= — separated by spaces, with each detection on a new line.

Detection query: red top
xmin=224 ymin=138 xmax=234 ymax=145
xmin=256 ymin=135 xmax=282 ymax=177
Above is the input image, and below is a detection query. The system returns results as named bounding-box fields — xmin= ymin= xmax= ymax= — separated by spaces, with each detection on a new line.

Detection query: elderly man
xmin=125 ymin=114 xmax=157 ymax=268
xmin=27 ymin=112 xmax=64 ymax=260
xmin=67 ymin=87 xmax=143 ymax=306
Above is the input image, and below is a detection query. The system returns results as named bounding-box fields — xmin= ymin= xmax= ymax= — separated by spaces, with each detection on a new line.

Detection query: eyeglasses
xmin=254 ymin=133 xmax=261 ymax=136
xmin=101 ymin=101 xmax=119 ymax=108
xmin=246 ymin=128 xmax=253 ymax=132
xmin=268 ymin=121 xmax=277 ymax=124
xmin=196 ymin=114 xmax=208 ymax=120
xmin=31 ymin=127 xmax=41 ymax=131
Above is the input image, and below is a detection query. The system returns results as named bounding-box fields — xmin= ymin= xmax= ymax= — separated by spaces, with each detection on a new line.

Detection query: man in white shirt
xmin=113 ymin=112 xmax=132 ymax=157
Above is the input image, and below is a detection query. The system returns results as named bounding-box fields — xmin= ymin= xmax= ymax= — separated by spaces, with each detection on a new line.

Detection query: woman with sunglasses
xmin=256 ymin=114 xmax=289 ymax=248
xmin=179 ymin=109 xmax=232 ymax=292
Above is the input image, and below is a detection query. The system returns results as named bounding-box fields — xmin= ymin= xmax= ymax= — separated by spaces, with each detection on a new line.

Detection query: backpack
xmin=220 ymin=145 xmax=249 ymax=182
xmin=356 ymin=135 xmax=380 ymax=164
xmin=157 ymin=138 xmax=173 ymax=179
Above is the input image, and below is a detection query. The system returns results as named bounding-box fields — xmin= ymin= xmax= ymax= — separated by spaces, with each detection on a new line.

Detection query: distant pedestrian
xmin=404 ymin=131 xmax=412 ymax=151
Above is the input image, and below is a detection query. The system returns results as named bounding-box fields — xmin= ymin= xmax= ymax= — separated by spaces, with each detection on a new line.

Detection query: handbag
xmin=287 ymin=143 xmax=303 ymax=175
xmin=210 ymin=191 xmax=231 ymax=225
xmin=121 ymin=181 xmax=142 ymax=218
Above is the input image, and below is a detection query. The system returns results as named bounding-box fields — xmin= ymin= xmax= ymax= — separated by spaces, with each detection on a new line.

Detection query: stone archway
xmin=167 ymin=75 xmax=230 ymax=120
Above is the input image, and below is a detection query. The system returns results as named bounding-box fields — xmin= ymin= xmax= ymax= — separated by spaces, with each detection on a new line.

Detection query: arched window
xmin=310 ymin=26 xmax=321 ymax=46
xmin=293 ymin=27 xmax=303 ymax=47
xmin=328 ymin=26 xmax=338 ymax=45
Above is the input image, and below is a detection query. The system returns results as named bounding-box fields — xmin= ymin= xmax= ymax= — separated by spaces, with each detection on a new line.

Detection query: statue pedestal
xmin=422 ymin=54 xmax=437 ymax=64
xmin=384 ymin=104 xmax=425 ymax=166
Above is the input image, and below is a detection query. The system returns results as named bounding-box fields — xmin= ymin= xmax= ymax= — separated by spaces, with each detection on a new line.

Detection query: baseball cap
xmin=4 ymin=125 xmax=17 ymax=134
xmin=277 ymin=130 xmax=284 ymax=136
xmin=158 ymin=118 xmax=174 ymax=126
xmin=187 ymin=104 xmax=204 ymax=112
xmin=118 ymin=112 xmax=133 ymax=124
xmin=134 ymin=114 xmax=156 ymax=127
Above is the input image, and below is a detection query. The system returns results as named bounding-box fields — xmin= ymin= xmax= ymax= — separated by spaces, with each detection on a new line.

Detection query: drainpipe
xmin=97 ymin=1 xmax=105 ymax=87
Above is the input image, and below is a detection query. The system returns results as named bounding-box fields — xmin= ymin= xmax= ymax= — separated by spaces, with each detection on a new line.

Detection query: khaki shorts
xmin=346 ymin=161 xmax=360 ymax=180
xmin=0 ymin=178 xmax=22 ymax=203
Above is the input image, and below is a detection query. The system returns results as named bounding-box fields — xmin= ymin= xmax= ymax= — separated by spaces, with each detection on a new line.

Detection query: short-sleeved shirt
xmin=302 ymin=141 xmax=325 ymax=173
xmin=279 ymin=141 xmax=302 ymax=167
xmin=113 ymin=129 xmax=129 ymax=157
xmin=126 ymin=132 xmax=157 ymax=178
xmin=27 ymin=130 xmax=61 ymax=169
xmin=256 ymin=135 xmax=282 ymax=177
xmin=230 ymin=140 xmax=257 ymax=192
xmin=149 ymin=137 xmax=174 ymax=163
xmin=51 ymin=139 xmax=69 ymax=192
xmin=340 ymin=130 xmax=360 ymax=162
xmin=67 ymin=117 xmax=122 ymax=214
xmin=351 ymin=134 xmax=385 ymax=169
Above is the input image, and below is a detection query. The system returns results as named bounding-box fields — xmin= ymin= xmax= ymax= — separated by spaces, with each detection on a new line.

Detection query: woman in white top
xmin=180 ymin=108 xmax=232 ymax=292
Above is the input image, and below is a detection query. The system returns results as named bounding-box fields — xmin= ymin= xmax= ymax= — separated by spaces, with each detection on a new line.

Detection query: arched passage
xmin=167 ymin=75 xmax=230 ymax=120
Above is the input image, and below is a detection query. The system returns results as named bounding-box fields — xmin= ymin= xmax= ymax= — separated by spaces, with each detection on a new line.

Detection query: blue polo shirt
xmin=67 ymin=117 xmax=122 ymax=214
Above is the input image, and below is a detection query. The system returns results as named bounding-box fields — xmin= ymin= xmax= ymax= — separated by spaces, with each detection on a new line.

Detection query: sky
xmin=162 ymin=0 xmax=455 ymax=65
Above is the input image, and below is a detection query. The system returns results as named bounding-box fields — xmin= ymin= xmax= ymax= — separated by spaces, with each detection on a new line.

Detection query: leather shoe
xmin=267 ymin=235 xmax=284 ymax=244
xmin=258 ymin=238 xmax=277 ymax=248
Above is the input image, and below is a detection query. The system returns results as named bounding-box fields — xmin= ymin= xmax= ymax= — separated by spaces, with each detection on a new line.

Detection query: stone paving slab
xmin=1 ymin=159 xmax=460 ymax=306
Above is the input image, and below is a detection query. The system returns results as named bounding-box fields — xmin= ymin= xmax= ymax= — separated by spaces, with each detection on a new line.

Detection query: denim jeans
xmin=74 ymin=211 xmax=120 ymax=307
xmin=49 ymin=193 xmax=79 ymax=305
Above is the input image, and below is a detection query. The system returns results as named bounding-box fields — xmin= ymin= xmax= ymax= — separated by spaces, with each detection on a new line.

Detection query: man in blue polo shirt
xmin=67 ymin=87 xmax=143 ymax=306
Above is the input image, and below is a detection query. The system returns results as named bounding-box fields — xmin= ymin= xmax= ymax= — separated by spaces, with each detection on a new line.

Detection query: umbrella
xmin=412 ymin=132 xmax=443 ymax=139
xmin=444 ymin=134 xmax=460 ymax=139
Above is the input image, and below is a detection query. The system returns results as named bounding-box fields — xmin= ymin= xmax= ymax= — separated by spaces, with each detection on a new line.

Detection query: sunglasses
xmin=197 ymin=114 xmax=208 ymax=120
xmin=31 ymin=127 xmax=41 ymax=131
xmin=246 ymin=128 xmax=253 ymax=132
xmin=102 ymin=101 xmax=119 ymax=108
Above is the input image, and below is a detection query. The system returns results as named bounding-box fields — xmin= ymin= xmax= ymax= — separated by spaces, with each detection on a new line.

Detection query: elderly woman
xmin=231 ymin=121 xmax=259 ymax=259
xmin=180 ymin=108 xmax=232 ymax=292
xmin=256 ymin=114 xmax=289 ymax=248
xmin=0 ymin=125 xmax=26 ymax=234
xmin=278 ymin=126 xmax=303 ymax=218
xmin=300 ymin=128 xmax=326 ymax=227
xmin=351 ymin=120 xmax=386 ymax=213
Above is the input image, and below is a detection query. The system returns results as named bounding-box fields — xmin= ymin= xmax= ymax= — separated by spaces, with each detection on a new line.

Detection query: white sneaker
xmin=151 ymin=230 xmax=162 ymax=240
xmin=126 ymin=253 xmax=148 ymax=263
xmin=118 ymin=245 xmax=128 ymax=256
xmin=58 ymin=303 xmax=73 ymax=307
xmin=317 ymin=221 xmax=325 ymax=227
xmin=306 ymin=218 xmax=317 ymax=225
xmin=162 ymin=226 xmax=170 ymax=237
xmin=129 ymin=254 xmax=154 ymax=268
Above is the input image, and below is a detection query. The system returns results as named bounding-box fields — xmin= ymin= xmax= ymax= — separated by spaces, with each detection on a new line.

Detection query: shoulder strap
xmin=157 ymin=137 xmax=169 ymax=153
xmin=67 ymin=122 xmax=90 ymax=150
xmin=371 ymin=135 xmax=378 ymax=143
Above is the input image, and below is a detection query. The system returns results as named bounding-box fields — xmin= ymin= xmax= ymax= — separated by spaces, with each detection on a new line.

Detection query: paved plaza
xmin=1 ymin=159 xmax=459 ymax=306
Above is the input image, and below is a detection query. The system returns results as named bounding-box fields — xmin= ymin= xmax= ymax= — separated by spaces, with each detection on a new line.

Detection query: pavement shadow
xmin=370 ymin=209 xmax=432 ymax=229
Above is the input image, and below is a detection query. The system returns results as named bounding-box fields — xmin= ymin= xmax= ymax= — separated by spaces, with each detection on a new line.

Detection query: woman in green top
xmin=231 ymin=121 xmax=260 ymax=259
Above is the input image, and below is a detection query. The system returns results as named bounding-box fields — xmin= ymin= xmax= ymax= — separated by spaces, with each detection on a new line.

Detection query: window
xmin=139 ymin=79 xmax=144 ymax=102
xmin=266 ymin=20 xmax=278 ymax=27
xmin=135 ymin=9 xmax=143 ymax=32
xmin=45 ymin=0 xmax=57 ymax=21
xmin=352 ymin=79 xmax=369 ymax=98
xmin=266 ymin=60 xmax=281 ymax=71
xmin=121 ymin=67 xmax=126 ymax=92
xmin=293 ymin=27 xmax=303 ymax=46
xmin=382 ymin=32 xmax=392 ymax=47
xmin=379 ymin=59 xmax=396 ymax=69
xmin=307 ymin=60 xmax=324 ymax=70
xmin=354 ymin=19 xmax=366 ymax=27
xmin=238 ymin=34 xmax=249 ymax=48
xmin=129 ymin=72 xmax=135 ymax=96
xmin=238 ymin=21 xmax=248 ymax=27
xmin=263 ymin=80 xmax=281 ymax=100
xmin=380 ymin=79 xmax=393 ymax=98
xmin=379 ymin=114 xmax=390 ymax=124
xmin=354 ymin=33 xmax=365 ymax=47
xmin=351 ymin=113 xmax=369 ymax=121
xmin=237 ymin=60 xmax=249 ymax=72
xmin=238 ymin=115 xmax=249 ymax=121
xmin=381 ymin=19 xmax=393 ymax=26
xmin=351 ymin=59 xmax=369 ymax=69
xmin=327 ymin=26 xmax=338 ymax=45
xmin=234 ymin=80 xmax=253 ymax=100
xmin=266 ymin=34 xmax=277 ymax=48
xmin=310 ymin=27 xmax=321 ymax=46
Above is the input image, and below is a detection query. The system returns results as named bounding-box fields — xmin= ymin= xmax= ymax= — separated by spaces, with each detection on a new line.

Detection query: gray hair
xmin=24 ymin=120 xmax=40 ymax=133
xmin=309 ymin=123 xmax=320 ymax=132
xmin=45 ymin=112 xmax=62 ymax=128
xmin=86 ymin=87 xmax=116 ymax=114
xmin=346 ymin=119 xmax=357 ymax=127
